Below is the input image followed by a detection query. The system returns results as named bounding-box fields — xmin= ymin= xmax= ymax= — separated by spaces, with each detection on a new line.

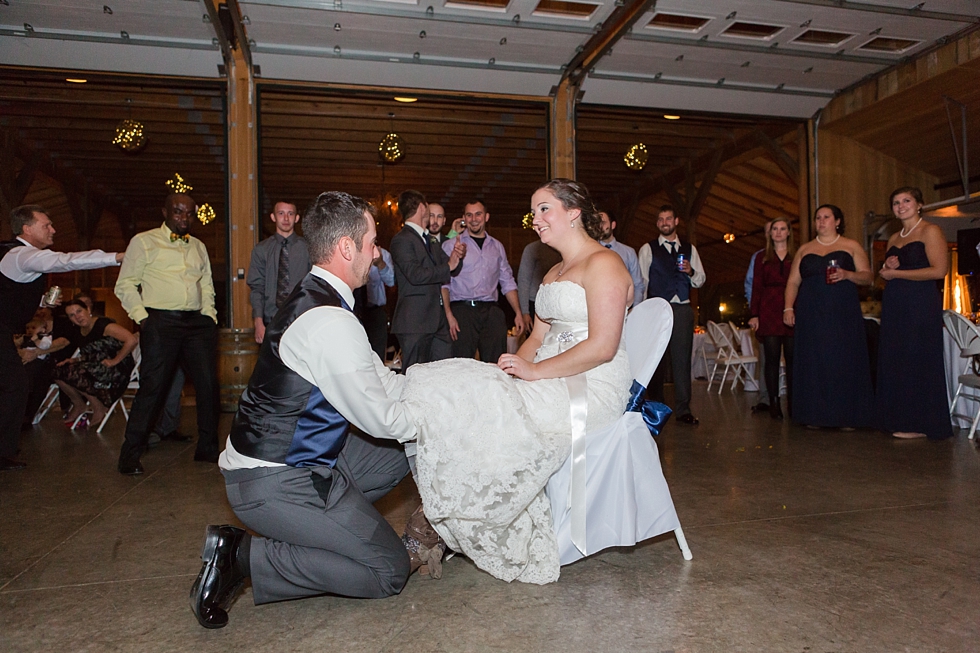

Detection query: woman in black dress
xmin=784 ymin=205 xmax=875 ymax=429
xmin=875 ymin=187 xmax=952 ymax=440
xmin=53 ymin=299 xmax=137 ymax=426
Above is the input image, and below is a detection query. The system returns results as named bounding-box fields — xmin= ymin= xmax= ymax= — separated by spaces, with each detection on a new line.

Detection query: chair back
xmin=624 ymin=298 xmax=673 ymax=387
xmin=707 ymin=321 xmax=735 ymax=357
xmin=943 ymin=310 xmax=980 ymax=356
xmin=128 ymin=342 xmax=141 ymax=385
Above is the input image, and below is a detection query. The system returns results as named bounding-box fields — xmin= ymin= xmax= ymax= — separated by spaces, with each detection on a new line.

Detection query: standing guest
xmin=53 ymin=299 xmax=137 ymax=427
xmin=784 ymin=204 xmax=874 ymax=429
xmin=517 ymin=239 xmax=561 ymax=328
xmin=0 ymin=204 xmax=122 ymax=471
xmin=389 ymin=190 xmax=466 ymax=371
xmin=744 ymin=220 xmax=773 ymax=414
xmin=363 ymin=247 xmax=395 ymax=360
xmin=748 ymin=218 xmax=795 ymax=420
xmin=638 ymin=205 xmax=705 ymax=425
xmin=427 ymin=203 xmax=449 ymax=245
xmin=190 ymin=192 xmax=418 ymax=629
xmin=598 ymin=210 xmax=644 ymax=308
xmin=875 ymin=187 xmax=952 ymax=440
xmin=247 ymin=201 xmax=312 ymax=345
xmin=442 ymin=200 xmax=526 ymax=362
xmin=114 ymin=193 xmax=220 ymax=475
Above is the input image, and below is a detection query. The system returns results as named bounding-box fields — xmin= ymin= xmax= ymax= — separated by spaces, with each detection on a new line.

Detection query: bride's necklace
xmin=815 ymin=233 xmax=840 ymax=246
xmin=900 ymin=217 xmax=923 ymax=238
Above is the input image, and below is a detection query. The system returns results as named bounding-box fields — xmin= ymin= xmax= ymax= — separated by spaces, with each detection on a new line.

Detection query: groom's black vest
xmin=0 ymin=240 xmax=47 ymax=337
xmin=646 ymin=239 xmax=692 ymax=303
xmin=229 ymin=273 xmax=351 ymax=467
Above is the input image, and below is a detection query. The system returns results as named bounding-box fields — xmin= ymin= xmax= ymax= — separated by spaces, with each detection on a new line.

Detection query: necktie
xmin=170 ymin=232 xmax=189 ymax=243
xmin=423 ymin=232 xmax=432 ymax=253
xmin=602 ymin=242 xmax=612 ymax=249
xmin=276 ymin=239 xmax=290 ymax=309
xmin=669 ymin=241 xmax=677 ymax=256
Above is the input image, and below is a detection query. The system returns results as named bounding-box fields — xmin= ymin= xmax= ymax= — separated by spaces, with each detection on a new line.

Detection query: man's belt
xmin=146 ymin=308 xmax=201 ymax=318
xmin=451 ymin=300 xmax=495 ymax=307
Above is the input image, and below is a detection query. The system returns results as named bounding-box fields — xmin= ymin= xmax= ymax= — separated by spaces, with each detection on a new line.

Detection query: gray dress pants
xmin=222 ymin=432 xmax=411 ymax=604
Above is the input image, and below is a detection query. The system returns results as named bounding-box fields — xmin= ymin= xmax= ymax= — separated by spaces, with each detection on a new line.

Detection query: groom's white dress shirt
xmin=220 ymin=266 xmax=418 ymax=471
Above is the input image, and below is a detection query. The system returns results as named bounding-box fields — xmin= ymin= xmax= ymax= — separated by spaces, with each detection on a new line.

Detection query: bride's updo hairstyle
xmin=536 ymin=178 xmax=603 ymax=241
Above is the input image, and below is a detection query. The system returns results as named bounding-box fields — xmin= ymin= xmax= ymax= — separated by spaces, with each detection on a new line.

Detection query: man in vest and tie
xmin=638 ymin=204 xmax=706 ymax=425
xmin=190 ymin=192 xmax=420 ymax=629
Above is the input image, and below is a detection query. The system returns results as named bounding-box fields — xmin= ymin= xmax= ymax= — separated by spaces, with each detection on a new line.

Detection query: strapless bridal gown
xmin=401 ymin=281 xmax=632 ymax=583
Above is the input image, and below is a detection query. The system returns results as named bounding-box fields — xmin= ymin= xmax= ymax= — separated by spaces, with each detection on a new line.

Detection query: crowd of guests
xmin=746 ymin=186 xmax=952 ymax=440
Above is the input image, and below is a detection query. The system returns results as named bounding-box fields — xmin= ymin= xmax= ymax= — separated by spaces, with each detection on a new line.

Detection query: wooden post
xmin=226 ymin=47 xmax=258 ymax=328
xmin=549 ymin=80 xmax=577 ymax=179
xmin=797 ymin=124 xmax=810 ymax=244
xmin=805 ymin=119 xmax=817 ymax=243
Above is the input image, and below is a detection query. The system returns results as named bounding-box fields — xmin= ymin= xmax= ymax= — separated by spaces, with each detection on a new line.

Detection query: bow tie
xmin=170 ymin=232 xmax=190 ymax=243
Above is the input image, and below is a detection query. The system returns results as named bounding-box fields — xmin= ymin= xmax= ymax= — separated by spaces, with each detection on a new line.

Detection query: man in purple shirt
xmin=441 ymin=200 xmax=525 ymax=364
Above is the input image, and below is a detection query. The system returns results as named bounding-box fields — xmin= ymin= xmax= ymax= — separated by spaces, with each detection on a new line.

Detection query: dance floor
xmin=2 ymin=382 xmax=979 ymax=652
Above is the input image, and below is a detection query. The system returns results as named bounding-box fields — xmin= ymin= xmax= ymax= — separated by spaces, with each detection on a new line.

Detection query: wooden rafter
xmin=561 ymin=0 xmax=659 ymax=87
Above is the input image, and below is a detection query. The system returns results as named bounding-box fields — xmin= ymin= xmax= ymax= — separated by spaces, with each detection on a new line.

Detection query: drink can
xmin=43 ymin=285 xmax=61 ymax=306
xmin=676 ymin=253 xmax=686 ymax=271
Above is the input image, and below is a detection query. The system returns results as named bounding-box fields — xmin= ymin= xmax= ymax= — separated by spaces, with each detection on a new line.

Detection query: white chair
xmin=96 ymin=343 xmax=141 ymax=433
xmin=703 ymin=321 xmax=729 ymax=391
xmin=943 ymin=310 xmax=980 ymax=439
xmin=547 ymin=297 xmax=692 ymax=565
xmin=706 ymin=321 xmax=758 ymax=394
xmin=32 ymin=383 xmax=61 ymax=425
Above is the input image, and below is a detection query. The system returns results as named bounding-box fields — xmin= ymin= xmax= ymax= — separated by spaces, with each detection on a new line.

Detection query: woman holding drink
xmin=783 ymin=205 xmax=874 ymax=429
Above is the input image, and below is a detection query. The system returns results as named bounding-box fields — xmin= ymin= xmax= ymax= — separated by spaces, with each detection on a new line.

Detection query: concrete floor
xmin=2 ymin=383 xmax=979 ymax=652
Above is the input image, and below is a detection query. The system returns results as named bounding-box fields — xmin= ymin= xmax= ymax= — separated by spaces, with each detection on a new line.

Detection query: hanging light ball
xmin=723 ymin=231 xmax=736 ymax=244
xmin=112 ymin=119 xmax=146 ymax=152
xmin=623 ymin=143 xmax=648 ymax=171
xmin=522 ymin=211 xmax=534 ymax=229
xmin=165 ymin=173 xmax=193 ymax=194
xmin=197 ymin=203 xmax=216 ymax=225
xmin=379 ymin=133 xmax=404 ymax=163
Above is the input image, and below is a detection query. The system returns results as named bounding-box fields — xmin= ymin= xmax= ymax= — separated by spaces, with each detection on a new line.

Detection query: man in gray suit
xmin=389 ymin=190 xmax=465 ymax=371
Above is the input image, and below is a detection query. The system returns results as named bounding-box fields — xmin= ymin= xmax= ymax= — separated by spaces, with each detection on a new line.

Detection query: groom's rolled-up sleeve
xmin=279 ymin=306 xmax=417 ymax=443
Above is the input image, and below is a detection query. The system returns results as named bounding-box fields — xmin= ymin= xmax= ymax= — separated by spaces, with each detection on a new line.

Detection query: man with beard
xmin=598 ymin=210 xmax=643 ymax=308
xmin=190 ymin=192 xmax=418 ymax=629
xmin=114 ymin=193 xmax=219 ymax=474
xmin=638 ymin=204 xmax=705 ymax=425
xmin=427 ymin=202 xmax=449 ymax=245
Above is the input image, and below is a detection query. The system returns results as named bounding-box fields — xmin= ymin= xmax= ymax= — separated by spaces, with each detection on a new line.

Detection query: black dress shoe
xmin=751 ymin=402 xmax=770 ymax=414
xmin=677 ymin=413 xmax=700 ymax=425
xmin=160 ymin=431 xmax=192 ymax=443
xmin=190 ymin=525 xmax=248 ymax=629
xmin=118 ymin=461 xmax=144 ymax=476
xmin=193 ymin=450 xmax=220 ymax=464
xmin=0 ymin=457 xmax=27 ymax=471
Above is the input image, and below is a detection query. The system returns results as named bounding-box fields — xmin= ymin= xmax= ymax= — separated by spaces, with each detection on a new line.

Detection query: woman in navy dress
xmin=875 ymin=187 xmax=952 ymax=440
xmin=748 ymin=217 xmax=795 ymax=420
xmin=784 ymin=205 xmax=875 ymax=429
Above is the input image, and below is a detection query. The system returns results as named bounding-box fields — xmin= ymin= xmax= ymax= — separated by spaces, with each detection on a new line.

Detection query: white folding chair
xmin=547 ymin=297 xmax=692 ymax=565
xmin=704 ymin=321 xmax=729 ymax=391
xmin=32 ymin=383 xmax=61 ymax=425
xmin=943 ymin=310 xmax=980 ymax=439
xmin=96 ymin=342 xmax=141 ymax=433
xmin=706 ymin=322 xmax=758 ymax=394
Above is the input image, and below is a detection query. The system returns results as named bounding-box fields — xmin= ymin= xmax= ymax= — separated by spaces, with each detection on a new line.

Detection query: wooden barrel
xmin=218 ymin=328 xmax=259 ymax=412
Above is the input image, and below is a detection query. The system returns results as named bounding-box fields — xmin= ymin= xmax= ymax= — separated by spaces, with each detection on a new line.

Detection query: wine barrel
xmin=217 ymin=328 xmax=259 ymax=412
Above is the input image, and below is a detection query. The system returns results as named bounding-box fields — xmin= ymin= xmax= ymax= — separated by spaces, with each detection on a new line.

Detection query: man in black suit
xmin=389 ymin=190 xmax=465 ymax=371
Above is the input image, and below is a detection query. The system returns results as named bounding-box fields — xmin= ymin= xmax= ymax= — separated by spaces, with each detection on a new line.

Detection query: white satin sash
xmin=541 ymin=321 xmax=590 ymax=557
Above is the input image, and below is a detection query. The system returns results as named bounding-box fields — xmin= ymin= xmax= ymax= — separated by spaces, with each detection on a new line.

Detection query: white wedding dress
xmin=401 ymin=281 xmax=632 ymax=584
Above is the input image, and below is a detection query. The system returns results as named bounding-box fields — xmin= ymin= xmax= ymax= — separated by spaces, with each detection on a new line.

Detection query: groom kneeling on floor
xmin=190 ymin=192 xmax=420 ymax=629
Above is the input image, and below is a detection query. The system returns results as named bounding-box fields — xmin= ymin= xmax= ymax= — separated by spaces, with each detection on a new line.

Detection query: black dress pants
xmin=450 ymin=301 xmax=507 ymax=364
xmin=119 ymin=309 xmax=218 ymax=466
xmin=649 ymin=302 xmax=695 ymax=416
xmin=361 ymin=304 xmax=389 ymax=360
xmin=0 ymin=337 xmax=28 ymax=458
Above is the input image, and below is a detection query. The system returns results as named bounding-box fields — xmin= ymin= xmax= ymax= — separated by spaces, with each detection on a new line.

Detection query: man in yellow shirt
xmin=114 ymin=193 xmax=219 ymax=475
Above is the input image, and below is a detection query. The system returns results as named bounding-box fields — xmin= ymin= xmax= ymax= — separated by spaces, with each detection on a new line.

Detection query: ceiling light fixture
xmin=663 ymin=114 xmax=680 ymax=120
xmin=623 ymin=143 xmax=648 ymax=171
xmin=66 ymin=78 xmax=88 ymax=83
xmin=394 ymin=97 xmax=418 ymax=103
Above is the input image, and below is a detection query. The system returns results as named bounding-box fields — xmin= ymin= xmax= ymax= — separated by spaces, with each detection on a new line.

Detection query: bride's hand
xmin=498 ymin=353 xmax=536 ymax=380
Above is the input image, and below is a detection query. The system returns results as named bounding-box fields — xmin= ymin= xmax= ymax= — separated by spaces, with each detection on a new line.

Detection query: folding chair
xmin=96 ymin=343 xmax=141 ymax=433
xmin=706 ymin=321 xmax=758 ymax=394
xmin=943 ymin=310 xmax=980 ymax=439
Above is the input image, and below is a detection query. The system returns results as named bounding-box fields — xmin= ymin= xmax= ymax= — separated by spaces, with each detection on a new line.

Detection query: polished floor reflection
xmin=2 ymin=383 xmax=978 ymax=652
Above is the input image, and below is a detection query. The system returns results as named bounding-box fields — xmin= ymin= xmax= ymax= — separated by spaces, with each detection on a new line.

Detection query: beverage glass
xmin=826 ymin=259 xmax=840 ymax=284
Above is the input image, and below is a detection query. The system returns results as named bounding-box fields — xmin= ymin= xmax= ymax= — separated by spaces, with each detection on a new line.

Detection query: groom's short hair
xmin=397 ymin=190 xmax=426 ymax=223
xmin=304 ymin=191 xmax=374 ymax=264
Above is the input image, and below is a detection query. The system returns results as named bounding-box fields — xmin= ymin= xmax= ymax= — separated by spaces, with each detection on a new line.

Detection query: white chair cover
xmin=547 ymin=298 xmax=691 ymax=565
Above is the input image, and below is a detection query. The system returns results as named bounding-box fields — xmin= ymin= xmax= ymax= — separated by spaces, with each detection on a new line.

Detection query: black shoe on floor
xmin=0 ymin=457 xmax=27 ymax=471
xmin=750 ymin=402 xmax=770 ymax=414
xmin=770 ymin=405 xmax=784 ymax=420
xmin=190 ymin=525 xmax=249 ymax=629
xmin=677 ymin=413 xmax=700 ymax=425
xmin=118 ymin=461 xmax=144 ymax=475
xmin=160 ymin=431 xmax=193 ymax=443
xmin=194 ymin=450 xmax=219 ymax=464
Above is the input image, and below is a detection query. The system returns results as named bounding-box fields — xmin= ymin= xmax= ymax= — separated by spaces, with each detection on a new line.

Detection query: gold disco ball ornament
xmin=379 ymin=132 xmax=405 ymax=163
xmin=165 ymin=172 xmax=193 ymax=194
xmin=197 ymin=203 xmax=216 ymax=225
xmin=723 ymin=231 xmax=736 ymax=244
xmin=624 ymin=143 xmax=648 ymax=171
xmin=522 ymin=211 xmax=534 ymax=229
xmin=112 ymin=119 xmax=147 ymax=152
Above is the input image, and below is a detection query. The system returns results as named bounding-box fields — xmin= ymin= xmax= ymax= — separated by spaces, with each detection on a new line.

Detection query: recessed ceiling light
xmin=394 ymin=97 xmax=418 ymax=103
xmin=66 ymin=78 xmax=88 ymax=83
xmin=664 ymin=114 xmax=680 ymax=120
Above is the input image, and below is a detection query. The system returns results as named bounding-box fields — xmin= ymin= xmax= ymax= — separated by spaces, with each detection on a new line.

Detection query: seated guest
xmin=20 ymin=308 xmax=74 ymax=427
xmin=52 ymin=299 xmax=137 ymax=427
